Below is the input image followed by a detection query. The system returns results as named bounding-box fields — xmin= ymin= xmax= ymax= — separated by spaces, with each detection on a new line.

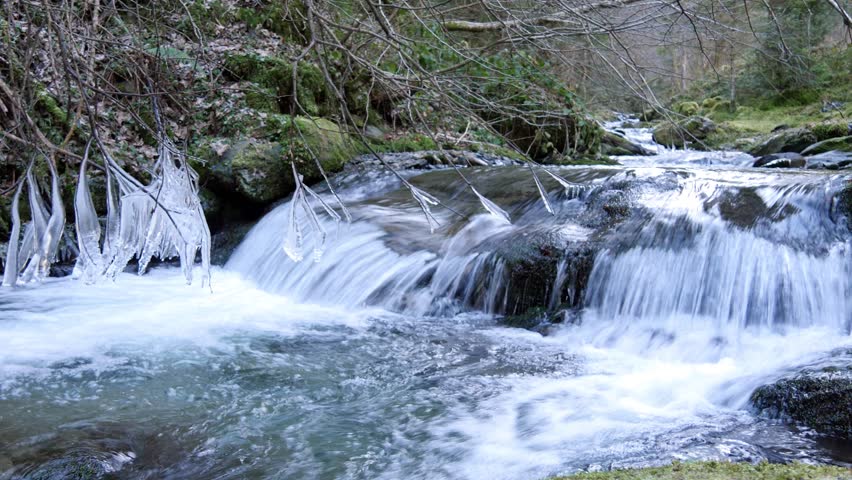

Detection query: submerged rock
xmin=751 ymin=360 xmax=852 ymax=439
xmin=752 ymin=152 xmax=807 ymax=168
xmin=600 ymin=131 xmax=653 ymax=156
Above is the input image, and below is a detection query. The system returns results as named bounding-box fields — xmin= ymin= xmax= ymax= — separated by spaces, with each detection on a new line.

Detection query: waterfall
xmin=228 ymin=164 xmax=851 ymax=332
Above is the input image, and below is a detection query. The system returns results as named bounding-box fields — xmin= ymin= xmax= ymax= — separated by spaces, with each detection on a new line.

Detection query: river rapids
xmin=0 ymin=122 xmax=850 ymax=479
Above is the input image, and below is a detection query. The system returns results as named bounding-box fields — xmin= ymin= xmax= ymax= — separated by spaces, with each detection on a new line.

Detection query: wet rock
xmin=752 ymin=152 xmax=807 ymax=168
xmin=748 ymin=128 xmax=817 ymax=156
xmin=821 ymin=101 xmax=845 ymax=113
xmin=706 ymin=188 xmax=798 ymax=229
xmin=600 ymin=131 xmax=653 ymax=156
xmin=652 ymin=116 xmax=716 ymax=149
xmin=490 ymin=228 xmax=599 ymax=317
xmin=805 ymin=152 xmax=852 ymax=171
xmin=211 ymin=222 xmax=255 ymax=265
xmin=751 ymin=363 xmax=852 ymax=439
xmin=801 ymin=135 xmax=852 ymax=156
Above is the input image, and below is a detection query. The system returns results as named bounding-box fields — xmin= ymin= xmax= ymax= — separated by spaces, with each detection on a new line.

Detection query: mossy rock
xmin=700 ymin=96 xmax=728 ymax=112
xmin=811 ymin=122 xmax=851 ymax=141
xmin=748 ymin=128 xmax=817 ymax=156
xmin=639 ymin=108 xmax=661 ymax=122
xmin=674 ymin=101 xmax=700 ymax=116
xmin=223 ymin=54 xmax=328 ymax=116
xmin=244 ymin=86 xmax=279 ymax=113
xmin=226 ymin=139 xmax=288 ymax=204
xmin=198 ymin=116 xmax=355 ymax=205
xmin=553 ymin=461 xmax=852 ymax=480
xmin=801 ymin=135 xmax=852 ymax=156
xmin=652 ymin=116 xmax=716 ymax=149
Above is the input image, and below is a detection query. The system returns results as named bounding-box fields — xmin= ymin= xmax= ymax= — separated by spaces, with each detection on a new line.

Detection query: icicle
xmin=2 ymin=179 xmax=25 ymax=287
xmin=408 ymin=184 xmax=441 ymax=233
xmin=20 ymin=166 xmax=48 ymax=265
xmin=74 ymin=143 xmax=103 ymax=282
xmin=102 ymin=163 xmax=120 ymax=264
xmin=39 ymin=160 xmax=67 ymax=280
xmin=282 ymin=163 xmax=331 ymax=262
xmin=284 ymin=186 xmax=304 ymax=262
xmin=96 ymin=128 xmax=212 ymax=287
xmin=470 ymin=186 xmax=510 ymax=224
xmin=543 ymin=169 xmax=586 ymax=199
xmin=529 ymin=165 xmax=554 ymax=215
xmin=20 ymin=164 xmax=52 ymax=283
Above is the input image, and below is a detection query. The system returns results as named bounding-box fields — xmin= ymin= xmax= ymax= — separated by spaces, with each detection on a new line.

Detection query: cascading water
xmin=0 ymin=124 xmax=850 ymax=480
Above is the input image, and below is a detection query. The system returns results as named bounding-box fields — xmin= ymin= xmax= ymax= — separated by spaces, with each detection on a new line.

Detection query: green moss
xmin=235 ymin=1 xmax=308 ymax=40
xmin=372 ymin=133 xmax=438 ymax=153
xmin=801 ymin=136 xmax=852 ymax=155
xmin=675 ymin=101 xmax=700 ymax=116
xmin=812 ymin=122 xmax=850 ymax=142
xmin=193 ymin=115 xmax=355 ymax=205
xmin=244 ymin=87 xmax=279 ymax=113
xmin=554 ymin=155 xmax=619 ymax=166
xmin=653 ymin=117 xmax=716 ymax=149
xmin=180 ymin=0 xmax=235 ymax=36
xmin=223 ymin=54 xmax=328 ymax=115
xmin=35 ymin=87 xmax=67 ymax=126
xmin=553 ymin=461 xmax=851 ymax=480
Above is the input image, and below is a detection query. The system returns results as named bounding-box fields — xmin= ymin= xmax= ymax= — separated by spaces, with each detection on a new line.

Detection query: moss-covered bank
xmin=552 ymin=461 xmax=851 ymax=480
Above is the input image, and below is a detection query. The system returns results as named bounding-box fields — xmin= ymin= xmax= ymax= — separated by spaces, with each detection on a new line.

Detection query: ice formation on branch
xmin=284 ymin=162 xmax=343 ymax=262
xmin=2 ymin=160 xmax=66 ymax=286
xmin=2 ymin=131 xmax=212 ymax=288
xmin=91 ymin=134 xmax=212 ymax=286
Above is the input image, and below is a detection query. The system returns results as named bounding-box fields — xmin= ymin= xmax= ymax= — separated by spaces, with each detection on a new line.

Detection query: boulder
xmin=801 ymin=135 xmax=852 ymax=156
xmin=752 ymin=152 xmax=807 ymax=168
xmin=600 ymin=131 xmax=653 ymax=156
xmin=751 ymin=363 xmax=852 ymax=439
xmin=674 ymin=101 xmax=700 ymax=116
xmin=639 ymin=108 xmax=661 ymax=122
xmin=652 ymin=116 xmax=716 ymax=149
xmin=748 ymin=128 xmax=817 ymax=156
xmin=198 ymin=116 xmax=355 ymax=206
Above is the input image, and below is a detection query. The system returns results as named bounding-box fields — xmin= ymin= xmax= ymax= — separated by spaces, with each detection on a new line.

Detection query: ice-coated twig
xmin=471 ymin=186 xmax=510 ymax=223
xmin=542 ymin=168 xmax=587 ymax=199
xmin=409 ymin=184 xmax=442 ymax=233
xmin=529 ymin=164 xmax=554 ymax=215
xmin=283 ymin=162 xmax=336 ymax=263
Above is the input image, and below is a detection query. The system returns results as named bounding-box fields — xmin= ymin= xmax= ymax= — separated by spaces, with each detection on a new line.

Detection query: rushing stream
xmin=0 ymin=122 xmax=850 ymax=479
